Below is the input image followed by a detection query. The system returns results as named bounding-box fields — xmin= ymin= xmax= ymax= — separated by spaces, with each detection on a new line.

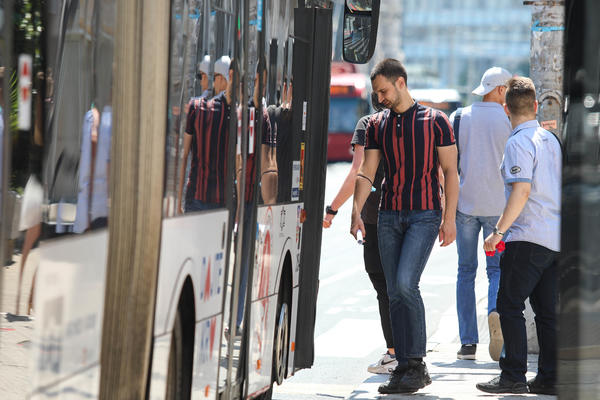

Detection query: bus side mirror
xmin=342 ymin=0 xmax=380 ymax=64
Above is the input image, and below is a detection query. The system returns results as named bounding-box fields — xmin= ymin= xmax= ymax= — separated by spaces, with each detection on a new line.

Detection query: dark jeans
xmin=497 ymin=241 xmax=558 ymax=384
xmin=377 ymin=210 xmax=442 ymax=362
xmin=184 ymin=198 xmax=219 ymax=213
xmin=364 ymin=223 xmax=394 ymax=349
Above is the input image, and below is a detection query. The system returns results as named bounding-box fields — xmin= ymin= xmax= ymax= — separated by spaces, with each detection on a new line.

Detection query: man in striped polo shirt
xmin=178 ymin=59 xmax=234 ymax=213
xmin=351 ymin=58 xmax=459 ymax=394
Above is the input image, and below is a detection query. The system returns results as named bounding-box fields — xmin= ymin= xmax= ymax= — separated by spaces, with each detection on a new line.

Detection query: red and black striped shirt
xmin=365 ymin=102 xmax=455 ymax=211
xmin=185 ymin=91 xmax=231 ymax=205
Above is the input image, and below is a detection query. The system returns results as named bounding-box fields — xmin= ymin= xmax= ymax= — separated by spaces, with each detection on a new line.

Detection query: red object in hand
xmin=486 ymin=241 xmax=506 ymax=257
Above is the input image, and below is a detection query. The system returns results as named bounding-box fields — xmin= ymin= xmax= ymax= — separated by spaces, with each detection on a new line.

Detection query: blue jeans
xmin=377 ymin=210 xmax=442 ymax=362
xmin=455 ymin=211 xmax=501 ymax=344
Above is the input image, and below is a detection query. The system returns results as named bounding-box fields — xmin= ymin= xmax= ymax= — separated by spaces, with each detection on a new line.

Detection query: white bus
xmin=0 ymin=1 xmax=380 ymax=399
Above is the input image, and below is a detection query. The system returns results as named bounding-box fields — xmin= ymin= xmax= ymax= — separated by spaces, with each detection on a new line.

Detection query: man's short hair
xmin=505 ymin=77 xmax=537 ymax=117
xmin=370 ymin=58 xmax=408 ymax=85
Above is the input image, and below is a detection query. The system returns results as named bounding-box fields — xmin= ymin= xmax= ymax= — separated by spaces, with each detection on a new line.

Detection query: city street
xmin=273 ymin=162 xmax=547 ymax=400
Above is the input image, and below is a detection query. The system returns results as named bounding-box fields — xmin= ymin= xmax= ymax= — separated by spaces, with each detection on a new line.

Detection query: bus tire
xmin=166 ymin=309 xmax=193 ymax=399
xmin=273 ymin=273 xmax=291 ymax=386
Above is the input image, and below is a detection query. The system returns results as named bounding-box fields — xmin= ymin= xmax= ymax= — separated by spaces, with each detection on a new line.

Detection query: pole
xmin=524 ymin=0 xmax=565 ymax=139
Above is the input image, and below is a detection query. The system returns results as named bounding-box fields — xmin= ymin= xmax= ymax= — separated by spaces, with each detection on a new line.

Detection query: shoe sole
xmin=488 ymin=311 xmax=504 ymax=361
xmin=457 ymin=354 xmax=476 ymax=360
xmin=378 ymin=375 xmax=432 ymax=394
xmin=528 ymin=385 xmax=556 ymax=395
xmin=476 ymin=383 xmax=528 ymax=394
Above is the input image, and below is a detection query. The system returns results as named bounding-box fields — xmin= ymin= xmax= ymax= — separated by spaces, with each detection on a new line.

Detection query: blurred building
xmin=331 ymin=0 xmax=531 ymax=102
xmin=401 ymin=0 xmax=531 ymax=100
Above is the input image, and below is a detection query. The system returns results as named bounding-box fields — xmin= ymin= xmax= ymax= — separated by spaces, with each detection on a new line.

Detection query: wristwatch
xmin=493 ymin=226 xmax=505 ymax=236
xmin=326 ymin=205 xmax=338 ymax=216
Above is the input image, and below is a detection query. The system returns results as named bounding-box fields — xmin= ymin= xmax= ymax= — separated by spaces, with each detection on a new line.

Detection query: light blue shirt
xmin=450 ymin=102 xmax=512 ymax=216
xmin=501 ymin=120 xmax=561 ymax=251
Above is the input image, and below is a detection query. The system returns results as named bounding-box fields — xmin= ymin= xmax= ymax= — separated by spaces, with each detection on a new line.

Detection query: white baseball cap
xmin=198 ymin=54 xmax=210 ymax=75
xmin=472 ymin=67 xmax=512 ymax=96
xmin=214 ymin=55 xmax=231 ymax=81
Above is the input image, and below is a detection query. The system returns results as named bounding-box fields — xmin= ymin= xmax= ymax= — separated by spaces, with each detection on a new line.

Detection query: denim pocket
xmin=529 ymin=244 xmax=557 ymax=271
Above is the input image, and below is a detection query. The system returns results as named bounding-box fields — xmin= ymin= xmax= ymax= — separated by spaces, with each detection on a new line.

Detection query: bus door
xmin=290 ymin=6 xmax=334 ymax=371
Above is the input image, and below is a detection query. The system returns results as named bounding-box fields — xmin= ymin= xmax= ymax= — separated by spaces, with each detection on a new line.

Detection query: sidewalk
xmin=1 ymin=253 xmax=36 ymax=400
xmin=346 ymin=343 xmax=555 ymax=399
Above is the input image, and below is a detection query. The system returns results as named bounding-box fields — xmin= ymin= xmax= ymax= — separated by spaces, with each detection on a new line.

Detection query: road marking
xmin=314 ymin=319 xmax=382 ymax=358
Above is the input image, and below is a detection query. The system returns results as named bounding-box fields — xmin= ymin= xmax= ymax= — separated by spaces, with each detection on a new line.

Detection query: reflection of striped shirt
xmin=243 ymin=103 xmax=272 ymax=203
xmin=185 ymin=92 xmax=231 ymax=204
xmin=365 ymin=102 xmax=455 ymax=211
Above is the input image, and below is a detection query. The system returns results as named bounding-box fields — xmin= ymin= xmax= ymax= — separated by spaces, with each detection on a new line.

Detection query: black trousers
xmin=364 ymin=223 xmax=394 ymax=349
xmin=497 ymin=241 xmax=558 ymax=384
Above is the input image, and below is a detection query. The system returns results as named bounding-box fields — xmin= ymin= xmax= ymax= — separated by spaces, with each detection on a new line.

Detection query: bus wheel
xmin=273 ymin=297 xmax=290 ymax=385
xmin=166 ymin=310 xmax=192 ymax=399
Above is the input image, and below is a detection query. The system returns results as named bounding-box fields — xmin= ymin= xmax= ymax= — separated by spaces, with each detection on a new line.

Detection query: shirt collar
xmin=511 ymin=119 xmax=539 ymax=136
xmin=391 ymin=100 xmax=418 ymax=117
xmin=472 ymin=101 xmax=504 ymax=109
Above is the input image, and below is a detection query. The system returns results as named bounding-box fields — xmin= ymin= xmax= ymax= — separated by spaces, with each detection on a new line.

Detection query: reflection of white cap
xmin=198 ymin=54 xmax=210 ymax=75
xmin=214 ymin=55 xmax=231 ymax=81
xmin=472 ymin=67 xmax=512 ymax=96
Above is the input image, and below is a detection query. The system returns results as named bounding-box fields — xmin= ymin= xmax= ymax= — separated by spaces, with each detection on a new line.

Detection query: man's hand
xmin=350 ymin=209 xmax=366 ymax=241
xmin=177 ymin=201 xmax=184 ymax=215
xmin=323 ymin=213 xmax=334 ymax=228
xmin=484 ymin=233 xmax=503 ymax=253
xmin=438 ymin=219 xmax=456 ymax=247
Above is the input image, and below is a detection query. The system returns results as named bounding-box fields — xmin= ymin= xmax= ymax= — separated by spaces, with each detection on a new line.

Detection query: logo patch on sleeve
xmin=510 ymin=166 xmax=521 ymax=174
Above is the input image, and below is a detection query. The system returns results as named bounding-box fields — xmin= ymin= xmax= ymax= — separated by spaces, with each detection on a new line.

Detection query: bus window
xmin=0 ymin=0 xmax=116 ymax=396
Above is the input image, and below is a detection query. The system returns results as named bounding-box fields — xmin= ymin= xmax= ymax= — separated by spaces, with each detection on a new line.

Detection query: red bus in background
xmin=327 ymin=62 xmax=370 ymax=162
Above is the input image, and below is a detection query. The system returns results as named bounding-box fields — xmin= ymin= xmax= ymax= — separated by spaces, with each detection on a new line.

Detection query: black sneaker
xmin=378 ymin=360 xmax=431 ymax=394
xmin=528 ymin=377 xmax=556 ymax=395
xmin=457 ymin=344 xmax=476 ymax=360
xmin=476 ymin=376 xmax=528 ymax=394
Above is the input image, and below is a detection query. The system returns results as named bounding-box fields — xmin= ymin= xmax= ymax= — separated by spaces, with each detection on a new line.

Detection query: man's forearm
xmin=495 ymin=183 xmax=530 ymax=233
xmin=352 ymin=174 xmax=373 ymax=217
xmin=442 ymin=168 xmax=458 ymax=221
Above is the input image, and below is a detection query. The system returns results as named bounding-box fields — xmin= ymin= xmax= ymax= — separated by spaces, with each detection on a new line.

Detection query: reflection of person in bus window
xmin=74 ymin=107 xmax=100 ymax=233
xmin=268 ymin=79 xmax=293 ymax=203
xmin=89 ymin=104 xmax=112 ymax=229
xmin=235 ymin=59 xmax=273 ymax=330
xmin=197 ymin=54 xmax=212 ymax=99
xmin=177 ymin=58 xmax=233 ymax=214
xmin=213 ymin=56 xmax=230 ymax=97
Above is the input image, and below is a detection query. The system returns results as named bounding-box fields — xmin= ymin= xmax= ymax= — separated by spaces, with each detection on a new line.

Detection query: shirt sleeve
xmin=433 ymin=109 xmax=456 ymax=146
xmin=502 ymin=136 xmax=535 ymax=183
xmin=185 ymin=98 xmax=198 ymax=135
xmin=365 ymin=113 xmax=381 ymax=150
xmin=351 ymin=115 xmax=370 ymax=149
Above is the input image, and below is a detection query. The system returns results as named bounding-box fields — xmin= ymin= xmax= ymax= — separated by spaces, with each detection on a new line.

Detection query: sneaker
xmin=367 ymin=352 xmax=397 ymax=374
xmin=378 ymin=360 xmax=431 ymax=394
xmin=488 ymin=311 xmax=504 ymax=361
xmin=476 ymin=376 xmax=528 ymax=394
xmin=528 ymin=377 xmax=556 ymax=395
xmin=457 ymin=344 xmax=476 ymax=360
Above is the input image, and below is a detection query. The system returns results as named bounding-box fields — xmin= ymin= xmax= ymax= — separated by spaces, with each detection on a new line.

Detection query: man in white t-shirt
xmin=450 ymin=67 xmax=512 ymax=361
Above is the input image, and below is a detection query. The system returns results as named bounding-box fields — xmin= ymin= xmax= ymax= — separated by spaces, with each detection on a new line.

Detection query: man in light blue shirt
xmin=450 ymin=67 xmax=512 ymax=362
xmin=477 ymin=77 xmax=561 ymax=395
